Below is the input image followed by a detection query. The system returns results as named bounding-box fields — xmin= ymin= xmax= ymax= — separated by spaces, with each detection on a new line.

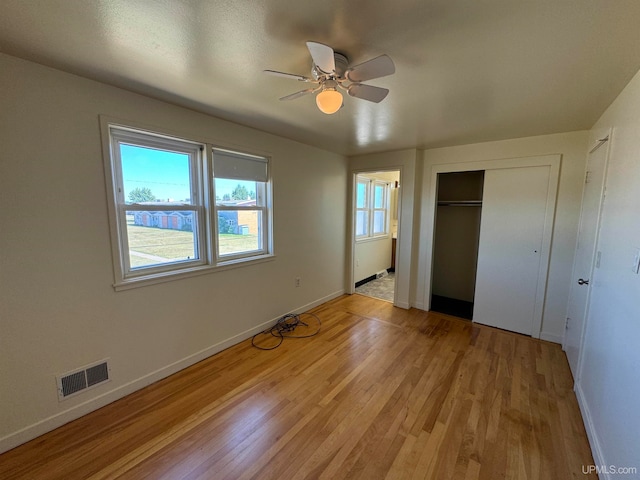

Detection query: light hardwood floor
xmin=0 ymin=295 xmax=595 ymax=479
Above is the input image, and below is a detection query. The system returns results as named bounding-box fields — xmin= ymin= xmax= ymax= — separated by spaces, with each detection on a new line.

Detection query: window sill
xmin=113 ymin=254 xmax=275 ymax=291
xmin=355 ymin=234 xmax=391 ymax=244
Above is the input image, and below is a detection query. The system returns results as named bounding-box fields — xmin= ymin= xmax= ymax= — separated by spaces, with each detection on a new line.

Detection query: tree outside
xmin=128 ymin=187 xmax=156 ymax=203
xmin=230 ymin=184 xmax=256 ymax=200
xmin=232 ymin=184 xmax=249 ymax=200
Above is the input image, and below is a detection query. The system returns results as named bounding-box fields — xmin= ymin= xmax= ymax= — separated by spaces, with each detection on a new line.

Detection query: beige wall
xmin=353 ymin=239 xmax=392 ymax=283
xmin=414 ymin=131 xmax=590 ymax=342
xmin=0 ymin=54 xmax=347 ymax=451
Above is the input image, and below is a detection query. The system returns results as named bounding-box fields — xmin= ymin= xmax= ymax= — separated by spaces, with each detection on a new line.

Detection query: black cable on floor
xmin=251 ymin=312 xmax=321 ymax=350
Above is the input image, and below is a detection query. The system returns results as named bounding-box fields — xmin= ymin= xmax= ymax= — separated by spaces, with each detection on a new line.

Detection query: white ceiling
xmin=2 ymin=0 xmax=640 ymax=156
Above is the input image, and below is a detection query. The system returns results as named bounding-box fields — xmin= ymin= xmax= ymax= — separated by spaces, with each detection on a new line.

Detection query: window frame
xmin=355 ymin=176 xmax=391 ymax=241
xmin=355 ymin=179 xmax=370 ymax=239
xmin=101 ymin=118 xmax=274 ymax=290
xmin=212 ymin=149 xmax=271 ymax=263
xmin=372 ymin=181 xmax=389 ymax=236
xmin=109 ymin=127 xmax=208 ymax=278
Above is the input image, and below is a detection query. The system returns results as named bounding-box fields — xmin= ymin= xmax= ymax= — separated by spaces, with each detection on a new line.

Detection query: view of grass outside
xmin=127 ymin=224 xmax=195 ymax=268
xmin=217 ymin=232 xmax=259 ymax=255
xmin=126 ymin=219 xmax=259 ymax=268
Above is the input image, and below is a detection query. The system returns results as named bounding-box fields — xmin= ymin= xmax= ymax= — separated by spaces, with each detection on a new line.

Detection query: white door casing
xmin=424 ymin=155 xmax=560 ymax=338
xmin=564 ymin=130 xmax=611 ymax=381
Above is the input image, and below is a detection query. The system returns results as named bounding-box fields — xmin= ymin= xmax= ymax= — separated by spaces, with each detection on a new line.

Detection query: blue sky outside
xmin=121 ymin=144 xmax=253 ymax=202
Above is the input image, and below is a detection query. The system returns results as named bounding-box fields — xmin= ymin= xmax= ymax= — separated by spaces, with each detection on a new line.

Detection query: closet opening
xmin=431 ymin=170 xmax=484 ymax=319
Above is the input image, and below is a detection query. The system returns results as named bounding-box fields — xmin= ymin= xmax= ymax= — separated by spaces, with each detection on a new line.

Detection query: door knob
xmin=578 ymin=278 xmax=590 ymax=285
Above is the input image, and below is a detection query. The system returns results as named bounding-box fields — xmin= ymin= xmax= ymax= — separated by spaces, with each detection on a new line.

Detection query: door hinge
xmin=565 ymin=317 xmax=570 ymax=330
xmin=585 ymin=171 xmax=592 ymax=184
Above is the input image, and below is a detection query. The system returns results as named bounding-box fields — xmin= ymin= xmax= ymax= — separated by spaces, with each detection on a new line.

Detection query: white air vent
xmin=56 ymin=359 xmax=111 ymax=401
xmin=376 ymin=270 xmax=388 ymax=279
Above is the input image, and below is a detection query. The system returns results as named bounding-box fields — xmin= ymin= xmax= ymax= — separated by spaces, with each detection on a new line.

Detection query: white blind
xmin=213 ymin=149 xmax=268 ymax=182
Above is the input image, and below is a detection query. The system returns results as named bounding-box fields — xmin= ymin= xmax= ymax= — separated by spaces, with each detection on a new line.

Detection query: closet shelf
xmin=437 ymin=200 xmax=483 ymax=207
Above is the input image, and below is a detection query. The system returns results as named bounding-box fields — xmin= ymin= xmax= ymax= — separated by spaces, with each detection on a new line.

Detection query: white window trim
xmin=372 ymin=180 xmax=389 ymax=236
xmin=355 ymin=179 xmax=370 ymax=240
xmin=355 ymin=176 xmax=391 ymax=242
xmin=212 ymin=148 xmax=272 ymax=263
xmin=214 ymin=205 xmax=269 ymax=261
xmin=109 ymin=127 xmax=208 ymax=279
xmin=101 ymin=118 xmax=274 ymax=291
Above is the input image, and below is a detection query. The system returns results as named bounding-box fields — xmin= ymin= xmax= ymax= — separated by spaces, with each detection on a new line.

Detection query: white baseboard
xmin=394 ymin=300 xmax=410 ymax=309
xmin=575 ymin=383 xmax=610 ymax=480
xmin=0 ymin=289 xmax=345 ymax=454
xmin=539 ymin=332 xmax=563 ymax=344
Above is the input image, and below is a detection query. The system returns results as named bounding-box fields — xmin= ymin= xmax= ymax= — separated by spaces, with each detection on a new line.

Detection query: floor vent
xmin=376 ymin=270 xmax=388 ymax=279
xmin=57 ymin=359 xmax=110 ymax=401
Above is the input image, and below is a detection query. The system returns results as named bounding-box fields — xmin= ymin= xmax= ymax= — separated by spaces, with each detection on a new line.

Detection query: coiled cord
xmin=252 ymin=312 xmax=321 ymax=350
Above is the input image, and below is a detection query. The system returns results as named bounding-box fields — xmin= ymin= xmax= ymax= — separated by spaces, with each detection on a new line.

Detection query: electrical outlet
xmin=295 ymin=277 xmax=301 ymax=287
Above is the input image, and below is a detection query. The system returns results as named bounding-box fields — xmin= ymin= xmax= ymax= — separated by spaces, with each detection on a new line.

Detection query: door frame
xmin=564 ymin=128 xmax=612 ymax=383
xmin=348 ymin=167 xmax=403 ymax=307
xmin=423 ymin=154 xmax=561 ymax=338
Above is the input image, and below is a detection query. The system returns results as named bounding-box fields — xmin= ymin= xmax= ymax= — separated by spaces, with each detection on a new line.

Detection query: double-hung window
xmin=213 ymin=149 xmax=270 ymax=261
xmin=355 ymin=175 xmax=390 ymax=240
xmin=103 ymin=122 xmax=272 ymax=289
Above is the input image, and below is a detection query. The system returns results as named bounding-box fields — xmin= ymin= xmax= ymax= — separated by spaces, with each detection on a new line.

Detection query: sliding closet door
xmin=473 ymin=166 xmax=550 ymax=335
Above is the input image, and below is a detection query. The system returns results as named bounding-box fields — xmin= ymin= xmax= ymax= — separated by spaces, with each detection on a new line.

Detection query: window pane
xmin=215 ymin=179 xmax=259 ymax=205
xmin=356 ymin=211 xmax=368 ymax=236
xmin=218 ymin=210 xmax=262 ymax=256
xmin=374 ymin=184 xmax=385 ymax=208
xmin=373 ymin=210 xmax=385 ymax=234
xmin=356 ymin=182 xmax=367 ymax=208
xmin=121 ymin=144 xmax=192 ymax=204
xmin=126 ymin=210 xmax=197 ymax=269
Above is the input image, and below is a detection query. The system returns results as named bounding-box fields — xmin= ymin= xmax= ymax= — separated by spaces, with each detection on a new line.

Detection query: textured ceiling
xmin=2 ymin=0 xmax=640 ymax=155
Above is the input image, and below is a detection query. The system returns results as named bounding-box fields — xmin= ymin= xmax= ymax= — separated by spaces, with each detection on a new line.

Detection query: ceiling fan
xmin=264 ymin=42 xmax=395 ymax=114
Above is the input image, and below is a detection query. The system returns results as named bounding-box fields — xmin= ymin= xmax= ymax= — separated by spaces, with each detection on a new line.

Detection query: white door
xmin=473 ymin=166 xmax=551 ymax=335
xmin=564 ymin=132 xmax=610 ymax=380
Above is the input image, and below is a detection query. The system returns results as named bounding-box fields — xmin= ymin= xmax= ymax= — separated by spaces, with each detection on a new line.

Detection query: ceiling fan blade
xmin=347 ymin=83 xmax=389 ymax=103
xmin=264 ymin=70 xmax=312 ymax=82
xmin=306 ymin=41 xmax=336 ymax=74
xmin=346 ymin=55 xmax=395 ymax=82
xmin=279 ymin=88 xmax=316 ymax=101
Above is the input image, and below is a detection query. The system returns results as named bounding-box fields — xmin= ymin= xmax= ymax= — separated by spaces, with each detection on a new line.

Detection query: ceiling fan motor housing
xmin=312 ymin=52 xmax=349 ymax=80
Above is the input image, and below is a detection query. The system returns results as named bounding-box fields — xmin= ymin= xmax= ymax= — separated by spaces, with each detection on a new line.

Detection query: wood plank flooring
xmin=0 ymin=295 xmax=595 ymax=479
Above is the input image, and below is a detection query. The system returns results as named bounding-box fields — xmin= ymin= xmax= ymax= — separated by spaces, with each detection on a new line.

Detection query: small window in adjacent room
xmin=355 ymin=175 xmax=390 ymax=240
xmin=372 ymin=182 xmax=388 ymax=235
xmin=355 ymin=179 xmax=370 ymax=238
xmin=102 ymin=122 xmax=273 ymax=289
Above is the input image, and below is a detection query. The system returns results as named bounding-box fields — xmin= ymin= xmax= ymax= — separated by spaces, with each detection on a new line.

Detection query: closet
xmin=430 ymin=161 xmax=557 ymax=337
xmin=431 ymin=171 xmax=484 ymax=319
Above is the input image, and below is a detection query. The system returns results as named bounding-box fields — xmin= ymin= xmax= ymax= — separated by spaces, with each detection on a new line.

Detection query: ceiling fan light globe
xmin=316 ymin=89 xmax=343 ymax=114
